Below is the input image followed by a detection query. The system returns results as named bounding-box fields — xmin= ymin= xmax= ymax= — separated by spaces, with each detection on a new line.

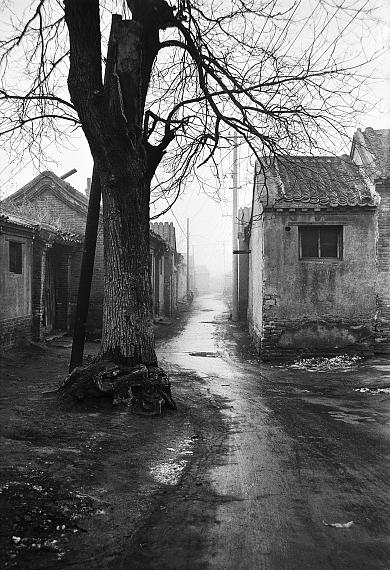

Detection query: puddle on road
xmin=328 ymin=411 xmax=376 ymax=424
xmin=304 ymin=395 xmax=384 ymax=425
xmin=189 ymin=351 xmax=219 ymax=358
xmin=149 ymin=438 xmax=194 ymax=485
xmin=149 ymin=460 xmax=188 ymax=485
xmin=31 ymin=446 xmax=82 ymax=455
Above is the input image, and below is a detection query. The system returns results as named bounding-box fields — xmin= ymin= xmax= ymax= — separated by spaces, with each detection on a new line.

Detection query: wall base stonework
xmin=250 ymin=316 xmax=375 ymax=361
xmin=0 ymin=316 xmax=33 ymax=350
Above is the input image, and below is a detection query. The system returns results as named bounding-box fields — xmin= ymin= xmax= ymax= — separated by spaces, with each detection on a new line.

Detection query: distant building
xmin=150 ymin=222 xmax=186 ymax=316
xmin=195 ymin=265 xmax=210 ymax=294
xmin=223 ymin=271 xmax=232 ymax=297
xmin=239 ymin=128 xmax=390 ymax=359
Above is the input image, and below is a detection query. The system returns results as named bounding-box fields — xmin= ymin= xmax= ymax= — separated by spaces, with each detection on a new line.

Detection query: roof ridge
xmin=4 ymin=171 xmax=88 ymax=206
xmin=267 ymin=153 xmax=379 ymax=208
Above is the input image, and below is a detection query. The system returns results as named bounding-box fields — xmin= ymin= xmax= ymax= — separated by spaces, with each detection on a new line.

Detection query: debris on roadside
xmin=1 ymin=478 xmax=96 ymax=566
xmin=322 ymin=520 xmax=354 ymax=529
xmin=354 ymin=387 xmax=390 ymax=394
xmin=288 ymin=355 xmax=362 ymax=372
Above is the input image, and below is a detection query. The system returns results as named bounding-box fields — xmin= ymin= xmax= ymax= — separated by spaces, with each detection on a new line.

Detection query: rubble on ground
xmin=288 ymin=355 xmax=362 ymax=372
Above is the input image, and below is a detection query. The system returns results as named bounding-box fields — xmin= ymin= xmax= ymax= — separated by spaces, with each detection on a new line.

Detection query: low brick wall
xmin=0 ymin=315 xmax=33 ymax=350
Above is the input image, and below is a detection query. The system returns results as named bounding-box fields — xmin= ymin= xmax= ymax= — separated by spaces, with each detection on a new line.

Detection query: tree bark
xmin=99 ymin=165 xmax=157 ymax=366
xmin=64 ymin=2 xmax=165 ymax=369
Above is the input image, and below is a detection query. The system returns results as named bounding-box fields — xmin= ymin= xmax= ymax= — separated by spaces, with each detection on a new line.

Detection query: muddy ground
xmin=0 ymin=307 xmax=230 ymax=569
xmin=3 ymin=296 xmax=390 ymax=569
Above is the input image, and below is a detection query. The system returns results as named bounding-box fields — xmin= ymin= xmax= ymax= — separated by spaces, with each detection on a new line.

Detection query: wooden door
xmin=43 ymin=249 xmax=56 ymax=332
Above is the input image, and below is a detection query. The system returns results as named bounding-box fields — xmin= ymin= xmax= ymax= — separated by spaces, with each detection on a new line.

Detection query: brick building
xmin=351 ymin=128 xmax=390 ymax=352
xmin=1 ymin=172 xmax=183 ymax=348
xmin=2 ymin=171 xmax=104 ymax=334
xmin=0 ymin=211 xmax=82 ymax=349
xmin=241 ymin=128 xmax=390 ymax=359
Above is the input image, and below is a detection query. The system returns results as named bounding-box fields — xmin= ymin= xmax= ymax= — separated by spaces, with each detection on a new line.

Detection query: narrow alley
xmin=130 ymin=294 xmax=390 ymax=569
xmin=1 ymin=295 xmax=390 ymax=569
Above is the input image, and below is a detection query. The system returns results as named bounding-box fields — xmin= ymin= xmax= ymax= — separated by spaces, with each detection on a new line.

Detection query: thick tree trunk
xmin=99 ymin=164 xmax=157 ymax=367
xmin=58 ymin=161 xmax=176 ymax=412
xmin=63 ymin=4 xmax=177 ymax=410
xmin=65 ymin=5 xmax=155 ymax=367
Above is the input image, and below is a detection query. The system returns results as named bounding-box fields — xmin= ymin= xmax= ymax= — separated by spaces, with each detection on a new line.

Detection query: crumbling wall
xmin=258 ymin=208 xmax=377 ymax=358
xmin=374 ymin=179 xmax=390 ymax=353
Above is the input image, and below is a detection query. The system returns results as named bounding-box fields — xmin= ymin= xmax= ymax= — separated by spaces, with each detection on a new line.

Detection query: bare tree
xmin=0 ymin=1 xmax=381 ymax=383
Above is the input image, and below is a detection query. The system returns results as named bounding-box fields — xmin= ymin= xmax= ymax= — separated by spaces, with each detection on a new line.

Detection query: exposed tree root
xmin=57 ymin=361 xmax=176 ymax=415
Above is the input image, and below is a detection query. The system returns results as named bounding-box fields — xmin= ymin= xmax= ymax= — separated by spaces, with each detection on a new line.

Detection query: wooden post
xmin=69 ymin=168 xmax=101 ymax=371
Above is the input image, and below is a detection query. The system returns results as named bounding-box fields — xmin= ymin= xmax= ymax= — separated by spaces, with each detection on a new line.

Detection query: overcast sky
xmin=0 ymin=1 xmax=389 ymax=278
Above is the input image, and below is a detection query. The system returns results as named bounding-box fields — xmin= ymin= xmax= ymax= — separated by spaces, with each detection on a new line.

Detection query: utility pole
xmin=232 ymin=131 xmax=239 ymax=321
xmin=186 ymin=217 xmax=190 ymax=295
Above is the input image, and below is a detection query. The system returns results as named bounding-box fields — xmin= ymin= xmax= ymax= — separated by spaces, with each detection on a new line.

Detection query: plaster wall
xmin=0 ymin=231 xmax=32 ymax=319
xmin=260 ymin=209 xmax=377 ymax=355
xmin=247 ymin=200 xmax=264 ymax=348
xmin=0 ymin=227 xmax=33 ymax=347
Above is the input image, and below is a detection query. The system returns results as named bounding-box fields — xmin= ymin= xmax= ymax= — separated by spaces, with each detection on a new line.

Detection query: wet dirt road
xmin=146 ymin=294 xmax=390 ymax=569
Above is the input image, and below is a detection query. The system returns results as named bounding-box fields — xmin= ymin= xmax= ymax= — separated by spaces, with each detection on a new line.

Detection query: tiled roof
xmin=0 ymin=209 xmax=82 ymax=243
xmin=353 ymin=128 xmax=390 ymax=179
xmin=0 ymin=210 xmax=36 ymax=229
xmin=270 ymin=155 xmax=378 ymax=208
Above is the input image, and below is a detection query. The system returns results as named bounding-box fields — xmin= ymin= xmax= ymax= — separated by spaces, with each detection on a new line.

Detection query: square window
xmin=299 ymin=226 xmax=342 ymax=259
xmin=9 ymin=241 xmax=23 ymax=274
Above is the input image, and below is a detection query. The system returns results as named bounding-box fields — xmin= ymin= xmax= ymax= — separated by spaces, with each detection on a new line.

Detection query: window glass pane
xmin=300 ymin=227 xmax=319 ymax=258
xmin=320 ymin=227 xmax=338 ymax=258
xmin=9 ymin=241 xmax=23 ymax=274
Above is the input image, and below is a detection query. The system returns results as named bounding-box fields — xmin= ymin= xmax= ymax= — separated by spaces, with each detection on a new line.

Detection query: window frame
xmin=298 ymin=225 xmax=343 ymax=260
xmin=9 ymin=240 xmax=23 ymax=274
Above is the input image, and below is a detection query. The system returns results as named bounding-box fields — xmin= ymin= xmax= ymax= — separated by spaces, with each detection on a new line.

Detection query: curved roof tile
xmin=273 ymin=155 xmax=378 ymax=208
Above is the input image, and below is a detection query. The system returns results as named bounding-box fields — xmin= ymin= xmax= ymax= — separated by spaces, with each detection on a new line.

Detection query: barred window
xmin=299 ymin=226 xmax=342 ymax=259
xmin=9 ymin=241 xmax=23 ymax=274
